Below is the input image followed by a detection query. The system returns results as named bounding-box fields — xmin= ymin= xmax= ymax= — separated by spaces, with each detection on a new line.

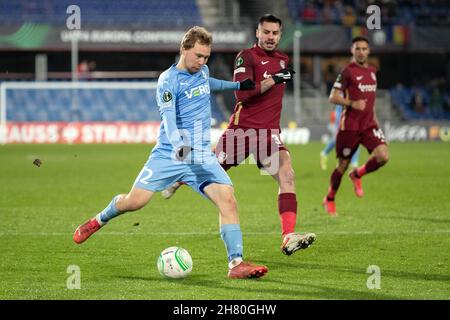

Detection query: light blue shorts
xmin=133 ymin=156 xmax=232 ymax=197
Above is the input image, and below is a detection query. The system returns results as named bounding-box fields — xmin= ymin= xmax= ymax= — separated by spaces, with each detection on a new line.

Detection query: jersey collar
xmin=253 ymin=44 xmax=276 ymax=57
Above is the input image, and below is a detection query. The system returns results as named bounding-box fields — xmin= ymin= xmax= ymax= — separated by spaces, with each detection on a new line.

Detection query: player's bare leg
xmin=204 ymin=183 xmax=268 ymax=279
xmin=161 ymin=181 xmax=183 ymax=199
xmin=349 ymin=144 xmax=389 ymax=197
xmin=324 ymin=157 xmax=351 ymax=216
xmin=266 ymin=150 xmax=316 ymax=255
xmin=73 ymin=187 xmax=154 ymax=244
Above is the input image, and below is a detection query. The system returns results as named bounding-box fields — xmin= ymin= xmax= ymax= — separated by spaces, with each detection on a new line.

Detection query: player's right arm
xmin=329 ymin=69 xmax=365 ymax=110
xmin=233 ymin=50 xmax=276 ymax=102
xmin=157 ymin=78 xmax=191 ymax=160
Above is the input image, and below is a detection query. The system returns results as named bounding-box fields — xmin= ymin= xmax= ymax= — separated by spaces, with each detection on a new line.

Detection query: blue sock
xmin=98 ymin=195 xmax=121 ymax=224
xmin=220 ymin=224 xmax=243 ymax=262
xmin=323 ymin=139 xmax=336 ymax=155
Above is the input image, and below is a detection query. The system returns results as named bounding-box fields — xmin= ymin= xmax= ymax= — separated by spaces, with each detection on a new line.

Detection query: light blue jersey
xmin=152 ymin=64 xmax=237 ymax=162
xmin=133 ymin=64 xmax=239 ymax=195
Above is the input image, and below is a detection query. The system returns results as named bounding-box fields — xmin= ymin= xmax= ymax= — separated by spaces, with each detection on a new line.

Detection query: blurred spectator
xmin=322 ymin=2 xmax=339 ymax=24
xmin=88 ymin=61 xmax=96 ymax=73
xmin=341 ymin=6 xmax=356 ymax=26
xmin=411 ymin=88 xmax=426 ymax=114
xmin=391 ymin=83 xmax=409 ymax=103
xmin=300 ymin=2 xmax=319 ymax=24
xmin=290 ymin=0 xmax=450 ymax=26
xmin=77 ymin=60 xmax=96 ymax=79
xmin=429 ymin=86 xmax=444 ymax=118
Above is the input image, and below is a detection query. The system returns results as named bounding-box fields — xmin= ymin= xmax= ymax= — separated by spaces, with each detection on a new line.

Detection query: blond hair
xmin=180 ymin=26 xmax=212 ymax=53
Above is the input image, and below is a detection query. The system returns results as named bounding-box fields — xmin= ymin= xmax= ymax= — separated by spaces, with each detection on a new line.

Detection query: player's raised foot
xmin=161 ymin=181 xmax=182 ymax=199
xmin=323 ymin=196 xmax=337 ymax=216
xmin=73 ymin=218 xmax=102 ymax=244
xmin=281 ymin=232 xmax=316 ymax=255
xmin=228 ymin=261 xmax=268 ymax=279
xmin=348 ymin=169 xmax=364 ymax=198
xmin=320 ymin=151 xmax=328 ymax=171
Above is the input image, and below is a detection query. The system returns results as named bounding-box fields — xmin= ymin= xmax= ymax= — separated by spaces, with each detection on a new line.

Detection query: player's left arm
xmin=209 ymin=77 xmax=255 ymax=91
xmin=233 ymin=50 xmax=275 ymax=102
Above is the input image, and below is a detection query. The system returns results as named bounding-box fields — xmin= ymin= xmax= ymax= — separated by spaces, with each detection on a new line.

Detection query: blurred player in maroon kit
xmin=163 ymin=14 xmax=316 ymax=255
xmin=323 ymin=36 xmax=389 ymax=216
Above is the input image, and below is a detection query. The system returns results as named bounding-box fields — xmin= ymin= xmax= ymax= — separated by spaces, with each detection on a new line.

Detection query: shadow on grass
xmin=115 ymin=274 xmax=400 ymax=300
xmin=257 ymin=260 xmax=450 ymax=283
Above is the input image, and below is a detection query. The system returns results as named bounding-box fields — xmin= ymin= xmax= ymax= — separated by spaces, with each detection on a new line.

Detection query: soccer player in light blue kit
xmin=320 ymin=104 xmax=361 ymax=171
xmin=73 ymin=26 xmax=268 ymax=279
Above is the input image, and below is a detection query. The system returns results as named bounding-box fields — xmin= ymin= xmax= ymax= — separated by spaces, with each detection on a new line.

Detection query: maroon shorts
xmin=214 ymin=127 xmax=288 ymax=170
xmin=336 ymin=126 xmax=386 ymax=159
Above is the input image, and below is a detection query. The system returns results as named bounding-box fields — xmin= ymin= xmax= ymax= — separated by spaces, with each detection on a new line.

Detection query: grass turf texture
xmin=0 ymin=142 xmax=449 ymax=300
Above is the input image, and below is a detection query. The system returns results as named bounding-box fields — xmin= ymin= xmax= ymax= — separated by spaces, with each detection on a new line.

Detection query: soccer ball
xmin=157 ymin=246 xmax=193 ymax=279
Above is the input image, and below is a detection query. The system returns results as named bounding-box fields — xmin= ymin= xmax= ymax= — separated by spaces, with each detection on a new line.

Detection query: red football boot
xmin=228 ymin=261 xmax=268 ymax=279
xmin=349 ymin=169 xmax=364 ymax=198
xmin=73 ymin=218 xmax=102 ymax=244
xmin=323 ymin=197 xmax=337 ymax=217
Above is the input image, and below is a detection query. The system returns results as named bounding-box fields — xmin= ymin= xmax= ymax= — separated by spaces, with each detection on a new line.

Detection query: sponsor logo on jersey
xmin=358 ymin=82 xmax=377 ymax=92
xmin=263 ymin=71 xmax=271 ymax=79
xmin=280 ymin=60 xmax=285 ymax=69
xmin=356 ymin=75 xmax=364 ymax=81
xmin=261 ymin=60 xmax=269 ymax=65
xmin=184 ymin=84 xmax=210 ymax=99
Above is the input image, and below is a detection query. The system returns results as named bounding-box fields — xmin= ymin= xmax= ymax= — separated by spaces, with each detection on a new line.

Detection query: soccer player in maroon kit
xmin=163 ymin=14 xmax=316 ymax=255
xmin=323 ymin=36 xmax=389 ymax=216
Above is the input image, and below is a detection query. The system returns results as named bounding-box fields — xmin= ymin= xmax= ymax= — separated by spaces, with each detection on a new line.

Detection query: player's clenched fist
xmin=272 ymin=68 xmax=296 ymax=84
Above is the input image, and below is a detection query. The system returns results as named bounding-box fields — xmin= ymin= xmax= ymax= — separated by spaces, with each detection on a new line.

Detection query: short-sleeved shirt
xmin=333 ymin=62 xmax=378 ymax=131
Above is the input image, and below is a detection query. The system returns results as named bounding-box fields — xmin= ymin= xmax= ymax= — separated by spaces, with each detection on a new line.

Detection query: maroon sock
xmin=327 ymin=169 xmax=343 ymax=200
xmin=357 ymin=157 xmax=382 ymax=177
xmin=278 ymin=193 xmax=297 ymax=237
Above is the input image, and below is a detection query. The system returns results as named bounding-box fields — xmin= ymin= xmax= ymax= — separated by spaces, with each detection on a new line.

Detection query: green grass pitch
xmin=0 ymin=142 xmax=449 ymax=300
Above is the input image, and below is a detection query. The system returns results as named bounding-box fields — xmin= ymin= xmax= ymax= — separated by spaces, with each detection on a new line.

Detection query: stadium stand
xmin=0 ymin=0 xmax=202 ymax=28
xmin=4 ymin=83 xmax=227 ymax=124
xmin=6 ymin=86 xmax=159 ymax=122
xmin=286 ymin=0 xmax=450 ymax=26
xmin=390 ymin=83 xmax=450 ymax=120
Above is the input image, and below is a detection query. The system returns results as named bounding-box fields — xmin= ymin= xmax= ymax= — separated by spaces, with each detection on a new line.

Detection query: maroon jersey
xmin=334 ymin=62 xmax=378 ymax=131
xmin=229 ymin=45 xmax=289 ymax=129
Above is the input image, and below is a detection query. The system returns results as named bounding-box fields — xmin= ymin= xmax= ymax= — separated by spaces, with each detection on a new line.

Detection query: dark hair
xmin=258 ymin=14 xmax=282 ymax=27
xmin=352 ymin=36 xmax=369 ymax=45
